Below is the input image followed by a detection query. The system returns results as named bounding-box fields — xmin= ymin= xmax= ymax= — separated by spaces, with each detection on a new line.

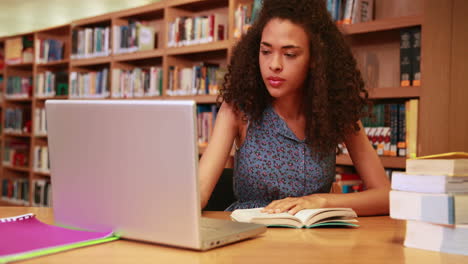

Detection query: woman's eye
xmin=260 ymin=50 xmax=271 ymax=55
xmin=285 ymin=53 xmax=297 ymax=58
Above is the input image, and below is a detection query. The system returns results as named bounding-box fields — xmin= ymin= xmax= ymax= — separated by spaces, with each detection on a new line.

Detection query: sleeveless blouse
xmin=225 ymin=106 xmax=336 ymax=211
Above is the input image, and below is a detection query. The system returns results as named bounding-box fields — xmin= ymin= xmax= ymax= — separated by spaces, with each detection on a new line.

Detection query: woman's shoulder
xmin=218 ymin=102 xmax=248 ymax=132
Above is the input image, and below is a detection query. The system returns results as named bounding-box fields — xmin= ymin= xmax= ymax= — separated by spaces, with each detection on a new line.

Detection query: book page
xmin=231 ymin=208 xmax=298 ymax=223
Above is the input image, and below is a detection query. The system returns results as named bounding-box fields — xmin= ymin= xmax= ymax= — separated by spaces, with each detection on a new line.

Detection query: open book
xmin=0 ymin=213 xmax=118 ymax=263
xmin=231 ymin=208 xmax=358 ymax=228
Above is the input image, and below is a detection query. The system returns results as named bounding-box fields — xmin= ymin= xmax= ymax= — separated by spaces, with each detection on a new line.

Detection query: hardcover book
xmin=391 ymin=171 xmax=468 ymax=193
xmin=404 ymin=220 xmax=468 ymax=256
xmin=231 ymin=207 xmax=358 ymax=228
xmin=390 ymin=190 xmax=468 ymax=225
xmin=406 ymin=152 xmax=468 ymax=176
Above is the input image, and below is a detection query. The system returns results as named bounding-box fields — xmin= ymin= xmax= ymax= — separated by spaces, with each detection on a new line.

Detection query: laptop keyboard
xmin=200 ymin=217 xmax=231 ymax=232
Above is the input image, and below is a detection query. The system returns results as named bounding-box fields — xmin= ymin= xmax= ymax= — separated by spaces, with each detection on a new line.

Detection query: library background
xmin=0 ymin=0 xmax=466 ymax=207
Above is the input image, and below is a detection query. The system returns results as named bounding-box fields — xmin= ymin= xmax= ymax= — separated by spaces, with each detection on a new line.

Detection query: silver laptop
xmin=45 ymin=100 xmax=266 ymax=250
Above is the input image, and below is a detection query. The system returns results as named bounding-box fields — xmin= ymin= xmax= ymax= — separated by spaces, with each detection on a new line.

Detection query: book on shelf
xmin=404 ymin=220 xmax=468 ymax=256
xmin=111 ymin=66 xmax=162 ymax=98
xmin=70 ymin=68 xmax=110 ymax=98
xmin=71 ymin=26 xmax=110 ymax=59
xmin=6 ymin=76 xmax=33 ymax=98
xmin=0 ymin=213 xmax=118 ymax=263
xmin=113 ymin=20 xmax=156 ymax=54
xmin=0 ymin=47 xmax=4 ymax=69
xmin=351 ymin=0 xmax=374 ymax=23
xmin=32 ymin=180 xmax=52 ymax=207
xmin=167 ymin=63 xmax=223 ymax=96
xmin=5 ymin=37 xmax=22 ymax=64
xmin=233 ymin=0 xmax=262 ymax=39
xmin=406 ymin=152 xmax=468 ymax=176
xmin=230 ymin=207 xmax=358 ymax=228
xmin=391 ymin=171 xmax=468 ymax=194
xmin=400 ymin=26 xmax=422 ymax=87
xmin=35 ymin=39 xmax=64 ymax=64
xmin=326 ymin=0 xmax=374 ymax=24
xmin=390 ymin=190 xmax=468 ymax=225
xmin=167 ymin=13 xmax=227 ymax=47
xmin=1 ymin=179 xmax=29 ymax=205
xmin=410 ymin=27 xmax=421 ymax=86
xmin=335 ymin=173 xmax=363 ymax=193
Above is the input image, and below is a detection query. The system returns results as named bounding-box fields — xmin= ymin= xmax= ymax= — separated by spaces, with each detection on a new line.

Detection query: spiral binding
xmin=0 ymin=213 xmax=34 ymax=223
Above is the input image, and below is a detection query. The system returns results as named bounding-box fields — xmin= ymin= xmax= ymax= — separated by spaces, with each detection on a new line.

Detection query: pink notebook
xmin=0 ymin=213 xmax=118 ymax=262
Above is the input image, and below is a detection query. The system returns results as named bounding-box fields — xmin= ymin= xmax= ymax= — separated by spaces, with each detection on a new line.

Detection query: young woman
xmin=199 ymin=0 xmax=390 ymax=216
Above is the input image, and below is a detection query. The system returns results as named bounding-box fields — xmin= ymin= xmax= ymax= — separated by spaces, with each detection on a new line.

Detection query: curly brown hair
xmin=220 ymin=0 xmax=370 ymax=155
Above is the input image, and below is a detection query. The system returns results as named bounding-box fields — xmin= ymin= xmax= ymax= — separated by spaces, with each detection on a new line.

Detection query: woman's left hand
xmin=262 ymin=195 xmax=328 ymax=215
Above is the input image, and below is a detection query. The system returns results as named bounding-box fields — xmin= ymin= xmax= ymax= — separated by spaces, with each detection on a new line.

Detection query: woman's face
xmin=259 ymin=18 xmax=311 ymax=100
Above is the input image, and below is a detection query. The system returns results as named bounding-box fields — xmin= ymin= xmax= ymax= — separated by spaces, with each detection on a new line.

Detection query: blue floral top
xmin=225 ymin=106 xmax=336 ymax=211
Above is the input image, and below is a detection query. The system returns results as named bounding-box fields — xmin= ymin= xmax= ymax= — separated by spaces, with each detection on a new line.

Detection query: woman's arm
xmin=199 ymin=102 xmax=239 ymax=209
xmin=264 ymin=121 xmax=391 ymax=216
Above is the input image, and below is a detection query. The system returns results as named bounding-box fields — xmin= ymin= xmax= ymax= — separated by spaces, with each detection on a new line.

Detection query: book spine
xmin=410 ymin=26 xmax=421 ymax=86
xmin=400 ymin=28 xmax=412 ymax=86
xmin=397 ymin=103 xmax=407 ymax=157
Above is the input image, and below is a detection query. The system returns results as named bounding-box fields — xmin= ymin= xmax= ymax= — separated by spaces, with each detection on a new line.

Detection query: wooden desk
xmin=1 ymin=207 xmax=467 ymax=264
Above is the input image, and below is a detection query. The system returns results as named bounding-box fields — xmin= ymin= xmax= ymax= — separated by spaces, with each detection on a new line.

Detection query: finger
xmin=263 ymin=199 xmax=286 ymax=213
xmin=270 ymin=199 xmax=299 ymax=214
xmin=288 ymin=204 xmax=303 ymax=215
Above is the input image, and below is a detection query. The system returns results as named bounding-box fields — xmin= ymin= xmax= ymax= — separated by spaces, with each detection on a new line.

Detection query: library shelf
xmin=70 ymin=56 xmax=111 ymax=67
xmin=167 ymin=0 xmax=229 ymax=9
xmin=34 ymin=171 xmax=51 ymax=177
xmin=368 ymin=86 xmax=421 ymax=99
xmin=5 ymin=62 xmax=34 ymax=68
xmin=0 ymin=69 xmax=4 ymax=75
xmin=3 ymin=132 xmax=32 ymax=138
xmin=34 ymin=134 xmax=48 ymax=138
xmin=113 ymin=49 xmax=165 ymax=62
xmin=4 ymin=97 xmax=33 ymax=102
xmin=36 ymin=59 xmax=70 ymax=67
xmin=35 ymin=95 xmax=69 ymax=101
xmin=164 ymin=95 xmax=219 ymax=104
xmin=3 ymin=165 xmax=31 ymax=173
xmin=166 ymin=40 xmax=230 ymax=55
xmin=0 ymin=200 xmax=22 ymax=206
xmin=341 ymin=15 xmax=423 ymax=35
xmin=336 ymin=154 xmax=406 ymax=169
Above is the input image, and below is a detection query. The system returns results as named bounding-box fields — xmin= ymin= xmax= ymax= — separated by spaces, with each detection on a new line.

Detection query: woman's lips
xmin=267 ymin=77 xmax=285 ymax=87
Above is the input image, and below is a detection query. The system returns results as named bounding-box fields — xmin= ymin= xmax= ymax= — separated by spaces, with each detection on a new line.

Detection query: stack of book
xmin=390 ymin=152 xmax=468 ymax=255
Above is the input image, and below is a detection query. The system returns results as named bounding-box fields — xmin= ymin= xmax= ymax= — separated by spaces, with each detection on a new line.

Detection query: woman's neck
xmin=272 ymin=96 xmax=303 ymax=121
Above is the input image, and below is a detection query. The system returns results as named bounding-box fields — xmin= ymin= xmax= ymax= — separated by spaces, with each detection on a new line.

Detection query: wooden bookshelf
xmin=36 ymin=59 xmax=69 ymax=67
xmin=4 ymin=97 xmax=33 ymax=102
xmin=336 ymin=154 xmax=406 ymax=169
xmin=166 ymin=40 xmax=231 ymax=55
xmin=3 ymin=132 xmax=32 ymax=138
xmin=368 ymin=86 xmax=421 ymax=99
xmin=341 ymin=15 xmax=423 ymax=35
xmin=165 ymin=95 xmax=219 ymax=104
xmin=0 ymin=200 xmax=19 ymax=206
xmin=5 ymin=62 xmax=34 ymax=68
xmin=34 ymin=171 xmax=51 ymax=177
xmin=3 ymin=165 xmax=31 ymax=173
xmin=113 ymin=49 xmax=165 ymax=62
xmin=70 ymin=57 xmax=111 ymax=67
xmin=35 ymin=95 xmax=68 ymax=101
xmin=0 ymin=0 xmax=467 ymax=206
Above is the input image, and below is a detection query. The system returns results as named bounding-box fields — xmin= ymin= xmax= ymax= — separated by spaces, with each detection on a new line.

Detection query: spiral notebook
xmin=0 ymin=213 xmax=118 ymax=263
